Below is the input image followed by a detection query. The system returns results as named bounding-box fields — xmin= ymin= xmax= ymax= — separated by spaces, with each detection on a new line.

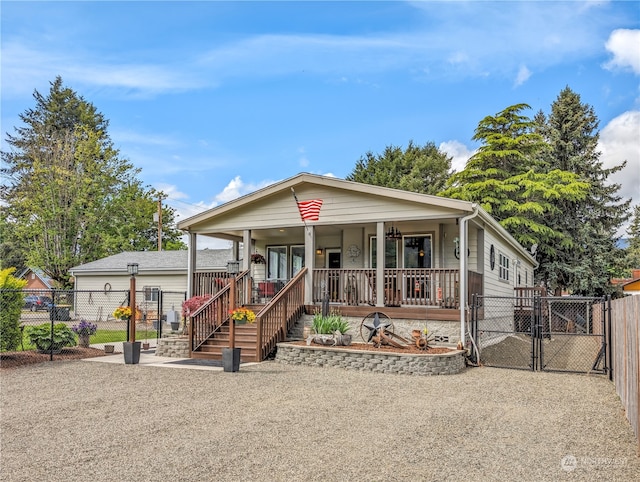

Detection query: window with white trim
xmin=498 ymin=252 xmax=510 ymax=282
xmin=143 ymin=286 xmax=160 ymax=302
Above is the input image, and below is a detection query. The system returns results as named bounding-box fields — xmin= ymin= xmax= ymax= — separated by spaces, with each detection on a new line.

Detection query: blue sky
xmin=2 ymin=1 xmax=639 ymax=246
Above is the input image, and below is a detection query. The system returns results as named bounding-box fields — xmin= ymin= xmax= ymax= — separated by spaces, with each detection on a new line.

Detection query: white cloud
xmin=214 ymin=176 xmax=278 ymax=204
xmin=599 ymin=110 xmax=640 ymax=206
xmin=604 ymin=29 xmax=640 ymax=74
xmin=439 ymin=140 xmax=476 ymax=173
xmin=514 ymin=65 xmax=532 ymax=87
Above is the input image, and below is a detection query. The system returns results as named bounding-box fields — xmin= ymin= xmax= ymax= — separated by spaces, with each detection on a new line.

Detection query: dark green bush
xmin=0 ymin=268 xmax=27 ymax=351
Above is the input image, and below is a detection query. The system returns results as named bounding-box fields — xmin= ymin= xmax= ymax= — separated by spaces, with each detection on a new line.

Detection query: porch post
xmin=187 ymin=232 xmax=197 ymax=298
xmin=242 ymin=230 xmax=251 ymax=271
xmin=376 ymin=222 xmax=385 ymax=307
xmin=304 ymin=226 xmax=315 ymax=304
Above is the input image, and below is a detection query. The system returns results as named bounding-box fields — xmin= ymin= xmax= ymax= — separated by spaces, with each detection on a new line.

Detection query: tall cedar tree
xmin=534 ymin=87 xmax=630 ymax=295
xmin=0 ymin=77 xmax=185 ymax=287
xmin=441 ymin=104 xmax=589 ymax=265
xmin=346 ymin=140 xmax=453 ymax=195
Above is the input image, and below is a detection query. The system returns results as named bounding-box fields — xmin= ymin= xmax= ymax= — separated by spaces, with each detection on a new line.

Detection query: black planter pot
xmin=222 ymin=347 xmax=241 ymax=372
xmin=123 ymin=341 xmax=141 ymax=364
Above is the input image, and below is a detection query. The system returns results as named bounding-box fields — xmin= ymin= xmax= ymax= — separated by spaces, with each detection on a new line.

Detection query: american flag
xmin=296 ymin=199 xmax=323 ymax=221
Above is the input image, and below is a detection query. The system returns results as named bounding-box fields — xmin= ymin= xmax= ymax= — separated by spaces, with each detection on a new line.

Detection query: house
xmin=177 ymin=173 xmax=538 ymax=361
xmin=612 ymin=269 xmax=640 ymax=296
xmin=68 ymin=249 xmax=233 ymax=321
xmin=18 ymin=267 xmax=55 ymax=292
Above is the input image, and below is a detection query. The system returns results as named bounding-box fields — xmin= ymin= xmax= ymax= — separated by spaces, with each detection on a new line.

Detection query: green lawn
xmin=14 ymin=329 xmax=159 ymax=351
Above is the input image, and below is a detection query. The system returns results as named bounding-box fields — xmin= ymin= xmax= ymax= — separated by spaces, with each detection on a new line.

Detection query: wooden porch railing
xmin=189 ymin=269 xmax=251 ymax=353
xmin=192 ymin=271 xmax=235 ymax=297
xmin=255 ymin=268 xmax=306 ymax=361
xmin=312 ymin=268 xmax=476 ymax=308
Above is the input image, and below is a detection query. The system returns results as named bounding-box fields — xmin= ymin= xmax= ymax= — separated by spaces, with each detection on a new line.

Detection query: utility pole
xmin=154 ymin=195 xmax=164 ymax=251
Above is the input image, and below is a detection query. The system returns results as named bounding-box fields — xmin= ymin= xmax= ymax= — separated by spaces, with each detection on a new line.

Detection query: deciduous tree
xmin=0 ymin=77 xmax=185 ymax=287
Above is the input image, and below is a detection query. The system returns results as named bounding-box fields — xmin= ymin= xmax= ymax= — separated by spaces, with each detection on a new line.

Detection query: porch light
xmin=127 ymin=263 xmax=139 ymax=276
xmin=316 ymin=247 xmax=323 ymax=255
xmin=227 ymin=260 xmax=240 ymax=274
xmin=386 ymin=225 xmax=402 ymax=239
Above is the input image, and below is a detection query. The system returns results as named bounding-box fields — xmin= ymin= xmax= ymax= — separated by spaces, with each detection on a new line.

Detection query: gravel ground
xmin=1 ymin=360 xmax=638 ymax=481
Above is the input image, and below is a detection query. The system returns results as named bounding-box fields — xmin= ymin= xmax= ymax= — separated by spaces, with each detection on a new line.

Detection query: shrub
xmin=0 ymin=268 xmax=28 ymax=351
xmin=27 ymin=323 xmax=76 ymax=352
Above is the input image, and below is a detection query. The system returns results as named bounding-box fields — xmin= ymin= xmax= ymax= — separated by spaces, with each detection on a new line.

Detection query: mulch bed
xmin=0 ymin=347 xmax=110 ymax=370
xmin=289 ymin=340 xmax=456 ymax=355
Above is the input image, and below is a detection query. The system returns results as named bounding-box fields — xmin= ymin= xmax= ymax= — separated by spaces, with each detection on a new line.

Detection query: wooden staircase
xmin=191 ymin=321 xmax=259 ymax=362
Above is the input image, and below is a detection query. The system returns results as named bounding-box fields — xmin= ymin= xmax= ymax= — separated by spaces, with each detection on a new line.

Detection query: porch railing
xmin=189 ymin=270 xmax=250 ymax=353
xmin=256 ymin=268 xmax=306 ymax=361
xmin=192 ymin=271 xmax=235 ymax=297
xmin=312 ymin=268 xmax=481 ymax=308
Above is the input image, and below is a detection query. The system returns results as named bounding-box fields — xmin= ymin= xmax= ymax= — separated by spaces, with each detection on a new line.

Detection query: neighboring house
xmin=613 ymin=269 xmax=640 ymax=296
xmin=18 ymin=267 xmax=55 ymax=291
xmin=68 ymin=249 xmax=233 ymax=321
xmin=177 ymin=173 xmax=538 ymax=356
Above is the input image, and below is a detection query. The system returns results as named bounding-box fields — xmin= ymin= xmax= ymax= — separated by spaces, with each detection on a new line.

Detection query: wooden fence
xmin=609 ymin=295 xmax=639 ymax=452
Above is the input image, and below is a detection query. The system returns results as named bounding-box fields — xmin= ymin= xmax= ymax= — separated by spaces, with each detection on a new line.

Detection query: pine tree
xmin=535 ymin=87 xmax=630 ymax=295
xmin=347 ymin=140 xmax=452 ymax=195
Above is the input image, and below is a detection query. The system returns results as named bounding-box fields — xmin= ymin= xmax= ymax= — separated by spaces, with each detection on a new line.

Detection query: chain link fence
xmin=472 ymin=294 xmax=608 ymax=374
xmin=0 ymin=289 xmax=186 ymax=366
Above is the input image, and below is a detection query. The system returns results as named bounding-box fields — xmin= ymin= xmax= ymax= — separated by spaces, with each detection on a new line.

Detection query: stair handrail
xmin=255 ymin=268 xmax=307 ymax=361
xmin=190 ymin=269 xmax=251 ymax=353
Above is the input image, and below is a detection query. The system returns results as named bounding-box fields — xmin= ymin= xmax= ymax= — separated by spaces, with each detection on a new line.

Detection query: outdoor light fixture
xmin=386 ymin=224 xmax=402 ymax=239
xmin=316 ymin=247 xmax=323 ymax=255
xmin=127 ymin=263 xmax=139 ymax=276
xmin=124 ymin=262 xmax=140 ymax=364
xmin=227 ymin=260 xmax=240 ymax=275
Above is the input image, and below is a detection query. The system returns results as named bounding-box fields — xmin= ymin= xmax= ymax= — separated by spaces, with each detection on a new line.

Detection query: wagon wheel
xmin=359 ymin=311 xmax=394 ymax=343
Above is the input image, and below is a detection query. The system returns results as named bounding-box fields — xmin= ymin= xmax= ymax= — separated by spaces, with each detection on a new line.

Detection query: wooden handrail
xmin=255 ymin=268 xmax=307 ymax=361
xmin=189 ymin=269 xmax=251 ymax=353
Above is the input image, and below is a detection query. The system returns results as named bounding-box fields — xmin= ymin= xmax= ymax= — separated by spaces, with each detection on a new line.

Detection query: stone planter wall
xmin=275 ymin=343 xmax=466 ymax=376
xmin=155 ymin=336 xmax=189 ymax=358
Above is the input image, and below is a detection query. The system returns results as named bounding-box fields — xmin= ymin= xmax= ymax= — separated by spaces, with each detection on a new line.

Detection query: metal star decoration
xmin=363 ymin=312 xmax=392 ymax=343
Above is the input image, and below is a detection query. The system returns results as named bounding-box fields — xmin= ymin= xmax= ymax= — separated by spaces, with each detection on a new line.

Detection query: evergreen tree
xmin=441 ymin=104 xmax=589 ymax=256
xmin=0 ymin=77 xmax=185 ymax=287
xmin=535 ymin=87 xmax=630 ymax=295
xmin=346 ymin=140 xmax=452 ymax=195
xmin=623 ymin=204 xmax=640 ymax=273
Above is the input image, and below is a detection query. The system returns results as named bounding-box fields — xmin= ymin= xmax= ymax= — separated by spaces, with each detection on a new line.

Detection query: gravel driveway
xmin=1 ymin=360 xmax=638 ymax=481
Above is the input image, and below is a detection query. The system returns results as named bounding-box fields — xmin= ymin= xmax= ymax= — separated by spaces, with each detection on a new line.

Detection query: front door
xmin=326 ymin=249 xmax=341 ymax=301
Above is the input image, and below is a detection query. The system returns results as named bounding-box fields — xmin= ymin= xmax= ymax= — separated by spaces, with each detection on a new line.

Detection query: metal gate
xmin=471 ymin=294 xmax=609 ymax=374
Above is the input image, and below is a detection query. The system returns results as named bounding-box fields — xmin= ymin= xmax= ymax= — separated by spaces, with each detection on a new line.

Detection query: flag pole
xmin=291 ymin=188 xmax=310 ymax=233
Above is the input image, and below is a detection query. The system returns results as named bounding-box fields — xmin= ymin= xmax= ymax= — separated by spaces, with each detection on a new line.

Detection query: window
xmin=267 ymin=246 xmax=287 ymax=280
xmin=291 ymin=245 xmax=305 ymax=276
xmin=498 ymin=253 xmax=510 ymax=282
xmin=370 ymin=237 xmax=398 ymax=268
xmin=143 ymin=286 xmax=160 ymax=302
xmin=403 ymin=235 xmax=432 ymax=268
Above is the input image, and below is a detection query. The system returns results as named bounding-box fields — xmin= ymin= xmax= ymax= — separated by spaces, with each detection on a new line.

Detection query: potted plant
xmin=250 ymin=253 xmax=266 ymax=264
xmin=27 ymin=323 xmax=76 ymax=353
xmin=71 ymin=320 xmax=97 ymax=348
xmin=229 ymin=307 xmax=256 ymax=324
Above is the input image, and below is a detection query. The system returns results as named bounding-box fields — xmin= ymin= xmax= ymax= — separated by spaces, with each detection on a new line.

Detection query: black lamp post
xmin=124 ymin=262 xmax=141 ymax=364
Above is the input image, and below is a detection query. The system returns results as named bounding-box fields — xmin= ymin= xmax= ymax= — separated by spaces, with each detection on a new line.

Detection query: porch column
xmin=232 ymin=240 xmax=240 ymax=262
xmin=304 ymin=226 xmax=315 ymax=304
xmin=187 ymin=232 xmax=197 ymax=298
xmin=242 ymin=230 xmax=252 ymax=271
xmin=376 ymin=222 xmax=385 ymax=307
